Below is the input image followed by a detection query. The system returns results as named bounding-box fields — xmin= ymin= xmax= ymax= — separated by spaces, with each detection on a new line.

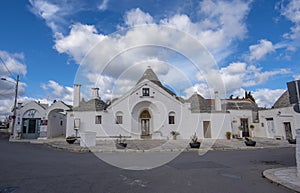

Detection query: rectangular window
xmin=95 ymin=115 xmax=102 ymax=124
xmin=116 ymin=116 xmax=123 ymax=124
xmin=142 ymin=88 xmax=150 ymax=96
xmin=169 ymin=115 xmax=175 ymax=124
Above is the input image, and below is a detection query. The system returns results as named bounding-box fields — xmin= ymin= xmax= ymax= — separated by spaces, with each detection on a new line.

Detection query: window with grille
xmin=115 ymin=112 xmax=123 ymax=124
xmin=95 ymin=115 xmax=102 ymax=124
xmin=169 ymin=112 xmax=175 ymax=124
xmin=142 ymin=88 xmax=150 ymax=96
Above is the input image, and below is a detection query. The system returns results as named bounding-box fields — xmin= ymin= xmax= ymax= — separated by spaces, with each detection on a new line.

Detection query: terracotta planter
xmin=226 ymin=135 xmax=231 ymax=140
xmin=173 ymin=135 xmax=177 ymax=140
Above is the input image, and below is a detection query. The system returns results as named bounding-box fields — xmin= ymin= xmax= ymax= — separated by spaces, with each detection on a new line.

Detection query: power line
xmin=0 ymin=57 xmax=14 ymax=77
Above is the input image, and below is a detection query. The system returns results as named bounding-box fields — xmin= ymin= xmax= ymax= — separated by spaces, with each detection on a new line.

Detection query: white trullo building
xmin=66 ymin=67 xmax=233 ymax=140
xmin=11 ymin=67 xmax=300 ymax=140
xmin=258 ymin=89 xmax=300 ymax=140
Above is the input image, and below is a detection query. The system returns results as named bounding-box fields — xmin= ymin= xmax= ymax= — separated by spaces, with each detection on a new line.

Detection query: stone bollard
xmin=297 ymin=129 xmax=300 ymax=177
xmin=80 ymin=132 xmax=96 ymax=147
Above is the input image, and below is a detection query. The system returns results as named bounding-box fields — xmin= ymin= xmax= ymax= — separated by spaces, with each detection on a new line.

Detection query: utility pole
xmin=11 ymin=75 xmax=19 ymax=137
xmin=1 ymin=75 xmax=19 ymax=137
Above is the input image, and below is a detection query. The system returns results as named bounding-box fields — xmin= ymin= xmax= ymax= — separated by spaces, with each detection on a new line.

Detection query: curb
xmin=263 ymin=167 xmax=300 ymax=193
xmin=8 ymin=138 xmax=296 ymax=153
xmin=45 ymin=142 xmax=294 ymax=153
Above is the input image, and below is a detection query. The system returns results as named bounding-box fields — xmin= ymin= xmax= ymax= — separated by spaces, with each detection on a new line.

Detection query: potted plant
xmin=115 ymin=134 xmax=127 ymax=149
xmin=66 ymin=135 xmax=77 ymax=144
xmin=189 ymin=133 xmax=201 ymax=148
xmin=226 ymin=131 xmax=232 ymax=140
xmin=245 ymin=137 xmax=256 ymax=146
xmin=170 ymin=131 xmax=180 ymax=140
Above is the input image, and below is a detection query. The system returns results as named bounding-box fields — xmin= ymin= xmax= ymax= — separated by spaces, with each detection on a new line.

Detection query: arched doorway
xmin=47 ymin=109 xmax=66 ymax=138
xmin=140 ymin=110 xmax=151 ymax=138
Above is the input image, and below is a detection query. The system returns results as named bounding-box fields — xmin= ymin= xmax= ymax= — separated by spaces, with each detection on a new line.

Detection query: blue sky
xmin=0 ymin=0 xmax=300 ymax=119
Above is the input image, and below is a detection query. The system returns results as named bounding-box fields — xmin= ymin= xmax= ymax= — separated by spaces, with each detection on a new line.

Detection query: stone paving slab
xmin=263 ymin=167 xmax=300 ymax=193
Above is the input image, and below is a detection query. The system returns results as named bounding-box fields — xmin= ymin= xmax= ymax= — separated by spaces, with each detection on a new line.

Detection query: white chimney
xmin=214 ymin=91 xmax=222 ymax=111
xmin=91 ymin=88 xmax=100 ymax=99
xmin=73 ymin=84 xmax=81 ymax=108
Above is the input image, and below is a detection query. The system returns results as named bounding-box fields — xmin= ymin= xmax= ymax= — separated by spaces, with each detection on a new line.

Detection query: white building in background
xmin=12 ymin=67 xmax=300 ymax=140
xmin=258 ymin=90 xmax=300 ymax=140
xmin=221 ymin=98 xmax=259 ymax=138
xmin=66 ymin=67 xmax=232 ymax=140
xmin=13 ymin=100 xmax=71 ymax=139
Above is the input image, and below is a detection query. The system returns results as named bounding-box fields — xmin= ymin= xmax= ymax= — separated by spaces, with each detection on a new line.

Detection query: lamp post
xmin=1 ymin=75 xmax=19 ymax=137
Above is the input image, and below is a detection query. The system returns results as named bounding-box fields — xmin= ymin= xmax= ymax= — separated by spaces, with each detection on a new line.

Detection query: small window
xmin=142 ymin=88 xmax=150 ymax=96
xmin=115 ymin=112 xmax=123 ymax=124
xmin=116 ymin=116 xmax=123 ymax=124
xmin=60 ymin=120 xmax=63 ymax=126
xmin=169 ymin=112 xmax=175 ymax=124
xmin=95 ymin=115 xmax=102 ymax=124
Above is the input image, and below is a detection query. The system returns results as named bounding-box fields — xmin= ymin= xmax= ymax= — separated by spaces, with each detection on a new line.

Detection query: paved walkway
xmin=263 ymin=167 xmax=300 ymax=193
xmin=10 ymin=137 xmax=295 ymax=153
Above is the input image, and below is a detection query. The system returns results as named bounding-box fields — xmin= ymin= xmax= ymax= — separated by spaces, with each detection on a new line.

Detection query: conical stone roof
xmin=136 ymin=67 xmax=161 ymax=85
xmin=273 ymin=90 xmax=292 ymax=108
xmin=187 ymin=93 xmax=212 ymax=113
xmin=136 ymin=67 xmax=176 ymax=96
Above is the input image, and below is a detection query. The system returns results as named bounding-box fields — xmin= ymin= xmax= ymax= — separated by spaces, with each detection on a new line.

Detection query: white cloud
xmin=41 ymin=80 xmax=73 ymax=104
xmin=54 ymin=23 xmax=106 ymax=63
xmin=28 ymin=0 xmax=85 ymax=33
xmin=125 ymin=8 xmax=154 ymax=27
xmin=294 ymin=74 xmax=300 ymax=80
xmin=29 ymin=0 xmax=61 ymax=32
xmin=98 ymin=0 xmax=109 ymax=11
xmin=196 ymin=62 xmax=290 ymax=96
xmin=280 ymin=0 xmax=300 ymax=40
xmin=53 ymin=1 xmax=252 ymax=100
xmin=183 ymin=83 xmax=214 ymax=99
xmin=161 ymin=0 xmax=251 ymax=62
xmin=253 ymin=88 xmax=286 ymax=108
xmin=198 ymin=0 xmax=250 ymax=40
xmin=248 ymin=39 xmax=275 ymax=61
xmin=0 ymin=50 xmax=27 ymax=119
xmin=0 ymin=51 xmax=27 ymax=76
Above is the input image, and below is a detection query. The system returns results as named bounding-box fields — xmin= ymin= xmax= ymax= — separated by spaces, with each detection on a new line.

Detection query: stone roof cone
xmin=136 ymin=66 xmax=176 ymax=96
xmin=136 ymin=66 xmax=161 ymax=85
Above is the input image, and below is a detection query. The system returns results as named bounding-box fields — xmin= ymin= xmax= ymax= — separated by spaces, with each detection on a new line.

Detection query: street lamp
xmin=1 ymin=75 xmax=19 ymax=136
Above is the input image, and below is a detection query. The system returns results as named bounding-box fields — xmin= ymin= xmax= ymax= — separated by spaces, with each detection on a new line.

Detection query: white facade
xmin=257 ymin=88 xmax=300 ymax=140
xmin=66 ymin=68 xmax=232 ymax=140
xmin=259 ymin=106 xmax=300 ymax=139
xmin=13 ymin=101 xmax=70 ymax=139
xmin=13 ymin=68 xmax=299 ymax=141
